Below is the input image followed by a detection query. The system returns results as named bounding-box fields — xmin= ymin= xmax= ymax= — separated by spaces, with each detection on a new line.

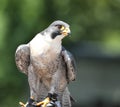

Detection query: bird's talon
xmin=19 ymin=101 xmax=28 ymax=107
xmin=19 ymin=97 xmax=35 ymax=107
xmin=35 ymin=97 xmax=50 ymax=107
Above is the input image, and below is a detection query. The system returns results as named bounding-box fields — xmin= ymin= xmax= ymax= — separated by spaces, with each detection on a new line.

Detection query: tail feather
xmin=62 ymin=87 xmax=72 ymax=107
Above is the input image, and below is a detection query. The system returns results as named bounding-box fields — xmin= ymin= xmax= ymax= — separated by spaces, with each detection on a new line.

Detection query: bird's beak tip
xmin=68 ymin=31 xmax=71 ymax=36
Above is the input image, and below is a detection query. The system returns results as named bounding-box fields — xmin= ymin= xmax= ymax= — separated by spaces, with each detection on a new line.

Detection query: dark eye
xmin=55 ymin=25 xmax=62 ymax=29
xmin=55 ymin=25 xmax=65 ymax=30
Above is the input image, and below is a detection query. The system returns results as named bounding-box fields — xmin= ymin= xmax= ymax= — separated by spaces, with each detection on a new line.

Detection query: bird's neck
xmin=50 ymin=36 xmax=62 ymax=53
xmin=29 ymin=34 xmax=62 ymax=57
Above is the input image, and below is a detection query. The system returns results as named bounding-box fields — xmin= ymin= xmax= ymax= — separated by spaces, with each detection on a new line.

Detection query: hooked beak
xmin=61 ymin=27 xmax=71 ymax=36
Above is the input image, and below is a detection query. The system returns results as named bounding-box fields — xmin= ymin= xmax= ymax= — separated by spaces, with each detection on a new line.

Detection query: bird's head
xmin=43 ymin=20 xmax=71 ymax=40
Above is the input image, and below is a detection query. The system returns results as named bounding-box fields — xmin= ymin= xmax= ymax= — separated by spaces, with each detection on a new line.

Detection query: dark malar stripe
xmin=51 ymin=32 xmax=61 ymax=39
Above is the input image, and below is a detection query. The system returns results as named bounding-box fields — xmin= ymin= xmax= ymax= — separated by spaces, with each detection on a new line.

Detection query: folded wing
xmin=15 ymin=44 xmax=30 ymax=75
xmin=62 ymin=47 xmax=76 ymax=82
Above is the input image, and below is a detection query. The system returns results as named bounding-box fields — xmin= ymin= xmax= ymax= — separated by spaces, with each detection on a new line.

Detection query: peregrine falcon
xmin=15 ymin=20 xmax=76 ymax=107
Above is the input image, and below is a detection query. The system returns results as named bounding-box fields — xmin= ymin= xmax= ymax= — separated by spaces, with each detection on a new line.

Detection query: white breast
xmin=29 ymin=33 xmax=62 ymax=59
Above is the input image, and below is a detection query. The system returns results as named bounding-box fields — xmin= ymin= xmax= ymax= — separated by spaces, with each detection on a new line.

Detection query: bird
xmin=15 ymin=20 xmax=76 ymax=107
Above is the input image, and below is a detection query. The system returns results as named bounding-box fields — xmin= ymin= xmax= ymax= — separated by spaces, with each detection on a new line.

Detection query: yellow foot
xmin=35 ymin=97 xmax=50 ymax=107
xmin=19 ymin=101 xmax=28 ymax=107
xmin=19 ymin=96 xmax=34 ymax=107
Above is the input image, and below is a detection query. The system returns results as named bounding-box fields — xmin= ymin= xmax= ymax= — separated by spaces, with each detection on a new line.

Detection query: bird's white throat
xmin=29 ymin=33 xmax=62 ymax=58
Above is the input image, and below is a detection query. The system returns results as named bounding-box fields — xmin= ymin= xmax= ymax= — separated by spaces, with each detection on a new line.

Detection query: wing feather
xmin=62 ymin=47 xmax=76 ymax=82
xmin=15 ymin=44 xmax=30 ymax=75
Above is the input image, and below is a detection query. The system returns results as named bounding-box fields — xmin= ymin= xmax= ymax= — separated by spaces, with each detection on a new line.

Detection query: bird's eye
xmin=55 ymin=25 xmax=65 ymax=30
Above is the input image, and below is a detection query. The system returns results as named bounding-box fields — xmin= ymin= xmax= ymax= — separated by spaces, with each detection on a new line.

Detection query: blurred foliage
xmin=0 ymin=0 xmax=120 ymax=106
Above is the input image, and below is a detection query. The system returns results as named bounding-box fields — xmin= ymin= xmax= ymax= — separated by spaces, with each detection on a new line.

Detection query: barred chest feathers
xmin=29 ymin=33 xmax=62 ymax=78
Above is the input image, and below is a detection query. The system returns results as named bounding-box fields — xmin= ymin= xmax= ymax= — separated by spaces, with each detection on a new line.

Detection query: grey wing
xmin=15 ymin=44 xmax=30 ymax=75
xmin=62 ymin=47 xmax=76 ymax=82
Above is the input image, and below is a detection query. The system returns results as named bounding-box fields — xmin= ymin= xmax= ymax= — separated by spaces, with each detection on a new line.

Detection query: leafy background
xmin=0 ymin=0 xmax=120 ymax=107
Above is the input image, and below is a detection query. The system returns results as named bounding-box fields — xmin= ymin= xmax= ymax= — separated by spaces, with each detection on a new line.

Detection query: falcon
xmin=15 ymin=20 xmax=76 ymax=107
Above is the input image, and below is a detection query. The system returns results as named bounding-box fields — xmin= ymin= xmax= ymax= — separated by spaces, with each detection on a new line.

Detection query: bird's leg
xmin=19 ymin=96 xmax=36 ymax=107
xmin=34 ymin=93 xmax=58 ymax=107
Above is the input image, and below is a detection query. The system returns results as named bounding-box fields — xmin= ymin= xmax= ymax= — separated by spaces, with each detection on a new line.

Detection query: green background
xmin=0 ymin=0 xmax=120 ymax=107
